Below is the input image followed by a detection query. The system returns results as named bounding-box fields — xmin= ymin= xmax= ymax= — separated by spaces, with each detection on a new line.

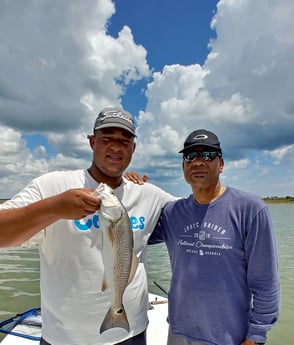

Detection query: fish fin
xmin=91 ymin=229 xmax=102 ymax=248
xmin=90 ymin=233 xmax=98 ymax=248
xmin=101 ymin=276 xmax=108 ymax=292
xmin=100 ymin=306 xmax=130 ymax=334
xmin=127 ymin=250 xmax=138 ymax=285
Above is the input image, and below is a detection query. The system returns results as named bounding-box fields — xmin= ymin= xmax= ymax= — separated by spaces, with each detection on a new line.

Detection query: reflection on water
xmin=0 ymin=204 xmax=293 ymax=344
xmin=148 ymin=243 xmax=171 ymax=295
xmin=0 ymin=248 xmax=40 ymax=318
xmin=266 ymin=204 xmax=294 ymax=345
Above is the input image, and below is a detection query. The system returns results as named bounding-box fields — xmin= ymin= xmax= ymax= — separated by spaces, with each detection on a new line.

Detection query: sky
xmin=0 ymin=0 xmax=293 ymax=198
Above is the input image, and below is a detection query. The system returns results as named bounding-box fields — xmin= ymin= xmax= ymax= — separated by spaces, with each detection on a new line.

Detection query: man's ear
xmin=132 ymin=142 xmax=136 ymax=153
xmin=88 ymin=134 xmax=95 ymax=150
xmin=219 ymin=158 xmax=224 ymax=173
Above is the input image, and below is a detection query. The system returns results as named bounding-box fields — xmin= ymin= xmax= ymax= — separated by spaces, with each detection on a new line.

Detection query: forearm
xmin=245 ymin=206 xmax=280 ymax=342
xmin=0 ymin=188 xmax=101 ymax=247
xmin=0 ymin=196 xmax=61 ymax=247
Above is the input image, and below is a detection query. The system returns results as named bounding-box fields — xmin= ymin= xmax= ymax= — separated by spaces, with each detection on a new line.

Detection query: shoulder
xmin=122 ymin=178 xmax=176 ymax=201
xmin=163 ymin=195 xmax=192 ymax=213
xmin=226 ymin=186 xmax=265 ymax=203
xmin=28 ymin=169 xmax=87 ymax=195
xmin=1 ymin=170 xmax=87 ymax=208
xmin=117 ymin=179 xmax=177 ymax=211
xmin=35 ymin=169 xmax=85 ymax=182
xmin=224 ymin=187 xmax=268 ymax=213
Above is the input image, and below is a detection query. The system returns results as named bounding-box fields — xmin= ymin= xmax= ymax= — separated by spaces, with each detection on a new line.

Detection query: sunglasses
xmin=183 ymin=150 xmax=222 ymax=162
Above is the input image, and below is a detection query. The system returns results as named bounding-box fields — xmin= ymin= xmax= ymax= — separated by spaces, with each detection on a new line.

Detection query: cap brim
xmin=179 ymin=143 xmax=221 ymax=153
xmin=94 ymin=123 xmax=136 ymax=137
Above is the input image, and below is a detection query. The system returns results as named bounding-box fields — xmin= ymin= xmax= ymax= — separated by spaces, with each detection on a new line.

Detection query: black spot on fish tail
xmin=100 ymin=306 xmax=130 ymax=334
xmin=115 ymin=308 xmax=124 ymax=315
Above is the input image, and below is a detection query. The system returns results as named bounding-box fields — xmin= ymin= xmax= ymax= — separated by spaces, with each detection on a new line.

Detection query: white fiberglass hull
xmin=0 ymin=293 xmax=168 ymax=345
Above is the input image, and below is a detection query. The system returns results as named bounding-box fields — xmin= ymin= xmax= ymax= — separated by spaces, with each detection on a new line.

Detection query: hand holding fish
xmin=0 ymin=188 xmax=101 ymax=247
xmin=54 ymin=188 xmax=101 ymax=220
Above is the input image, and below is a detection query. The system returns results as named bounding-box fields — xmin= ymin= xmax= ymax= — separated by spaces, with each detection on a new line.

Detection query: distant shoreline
xmin=1 ymin=197 xmax=294 ymax=204
xmin=262 ymin=197 xmax=294 ymax=203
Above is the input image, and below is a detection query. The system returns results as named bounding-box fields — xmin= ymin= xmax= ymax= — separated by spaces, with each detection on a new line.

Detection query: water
xmin=265 ymin=204 xmax=294 ymax=344
xmin=0 ymin=204 xmax=293 ymax=344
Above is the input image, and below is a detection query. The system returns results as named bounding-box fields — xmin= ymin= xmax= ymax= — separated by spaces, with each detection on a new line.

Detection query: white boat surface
xmin=0 ymin=293 xmax=168 ymax=345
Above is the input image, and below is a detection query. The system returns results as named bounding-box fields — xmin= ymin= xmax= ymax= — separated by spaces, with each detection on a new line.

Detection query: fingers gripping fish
xmin=92 ymin=183 xmax=138 ymax=334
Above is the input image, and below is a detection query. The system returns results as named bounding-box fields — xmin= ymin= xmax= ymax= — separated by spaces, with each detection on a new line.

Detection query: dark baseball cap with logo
xmin=179 ymin=129 xmax=222 ymax=153
xmin=93 ymin=107 xmax=136 ymax=137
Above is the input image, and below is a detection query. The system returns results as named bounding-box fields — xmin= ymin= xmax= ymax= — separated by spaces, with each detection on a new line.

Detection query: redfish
xmin=92 ymin=183 xmax=138 ymax=334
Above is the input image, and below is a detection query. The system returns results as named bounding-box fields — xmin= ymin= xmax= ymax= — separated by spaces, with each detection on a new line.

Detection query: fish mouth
xmin=95 ymin=184 xmax=109 ymax=198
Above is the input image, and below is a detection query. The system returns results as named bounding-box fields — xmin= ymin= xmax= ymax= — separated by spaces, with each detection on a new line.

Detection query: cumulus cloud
xmin=204 ymin=0 xmax=294 ymax=147
xmin=0 ymin=0 xmax=149 ymax=134
xmin=132 ymin=0 xmax=294 ymax=196
xmin=270 ymin=144 xmax=294 ymax=165
xmin=0 ymin=0 xmax=150 ymax=196
xmin=0 ymin=0 xmax=293 ymax=197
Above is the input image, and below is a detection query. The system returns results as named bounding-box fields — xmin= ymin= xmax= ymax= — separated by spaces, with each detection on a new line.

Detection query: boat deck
xmin=0 ymin=293 xmax=168 ymax=345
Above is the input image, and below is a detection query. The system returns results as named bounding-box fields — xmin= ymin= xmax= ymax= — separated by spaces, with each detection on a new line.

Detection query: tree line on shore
xmin=1 ymin=196 xmax=294 ymax=204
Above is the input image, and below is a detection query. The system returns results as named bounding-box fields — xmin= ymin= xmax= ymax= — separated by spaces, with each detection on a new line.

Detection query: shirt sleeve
xmin=245 ymin=206 xmax=280 ymax=343
xmin=0 ymin=179 xmax=45 ymax=247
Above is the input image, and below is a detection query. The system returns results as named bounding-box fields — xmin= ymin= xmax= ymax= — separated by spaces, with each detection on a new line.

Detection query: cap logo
xmin=101 ymin=110 xmax=134 ymax=125
xmin=193 ymin=134 xmax=208 ymax=140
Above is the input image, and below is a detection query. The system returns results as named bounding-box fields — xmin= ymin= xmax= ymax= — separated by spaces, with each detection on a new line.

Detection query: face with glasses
xmin=183 ymin=150 xmax=222 ymax=162
xmin=182 ymin=146 xmax=224 ymax=189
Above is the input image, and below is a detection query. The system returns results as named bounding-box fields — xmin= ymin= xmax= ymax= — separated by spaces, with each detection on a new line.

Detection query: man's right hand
xmin=54 ymin=188 xmax=101 ymax=220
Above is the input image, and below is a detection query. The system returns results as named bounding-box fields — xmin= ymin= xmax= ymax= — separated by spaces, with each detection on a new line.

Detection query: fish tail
xmin=100 ymin=306 xmax=130 ymax=334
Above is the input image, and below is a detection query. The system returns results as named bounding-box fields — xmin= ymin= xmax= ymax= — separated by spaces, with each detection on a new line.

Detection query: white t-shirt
xmin=1 ymin=169 xmax=175 ymax=345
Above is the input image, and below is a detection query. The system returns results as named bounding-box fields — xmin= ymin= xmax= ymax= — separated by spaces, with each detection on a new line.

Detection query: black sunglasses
xmin=183 ymin=150 xmax=222 ymax=162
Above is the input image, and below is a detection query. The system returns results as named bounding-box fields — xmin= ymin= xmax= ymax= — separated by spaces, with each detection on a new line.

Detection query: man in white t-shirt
xmin=0 ymin=107 xmax=175 ymax=345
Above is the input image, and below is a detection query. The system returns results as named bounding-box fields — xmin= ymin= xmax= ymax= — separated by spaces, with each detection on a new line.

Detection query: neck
xmin=87 ymin=166 xmax=123 ymax=189
xmin=193 ymin=183 xmax=226 ymax=204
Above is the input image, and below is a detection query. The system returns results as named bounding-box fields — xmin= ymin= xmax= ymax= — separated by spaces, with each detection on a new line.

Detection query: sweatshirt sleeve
xmin=245 ymin=206 xmax=280 ymax=343
xmin=148 ymin=197 xmax=178 ymax=245
xmin=148 ymin=212 xmax=165 ymax=245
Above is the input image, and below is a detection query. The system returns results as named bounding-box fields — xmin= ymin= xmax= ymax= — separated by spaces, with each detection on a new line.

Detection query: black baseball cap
xmin=179 ymin=129 xmax=222 ymax=153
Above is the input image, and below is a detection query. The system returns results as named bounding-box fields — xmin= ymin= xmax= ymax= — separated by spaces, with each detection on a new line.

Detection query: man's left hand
xmin=124 ymin=171 xmax=148 ymax=184
xmin=240 ymin=339 xmax=259 ymax=345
